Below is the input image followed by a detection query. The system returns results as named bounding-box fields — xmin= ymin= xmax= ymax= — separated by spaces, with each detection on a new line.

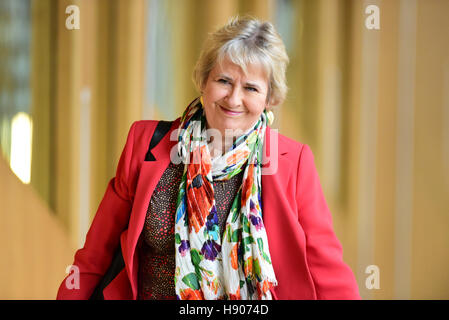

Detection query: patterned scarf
xmin=174 ymin=97 xmax=277 ymax=300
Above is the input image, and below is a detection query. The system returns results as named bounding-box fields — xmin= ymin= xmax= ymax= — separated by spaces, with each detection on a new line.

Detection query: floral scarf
xmin=174 ymin=97 xmax=277 ymax=300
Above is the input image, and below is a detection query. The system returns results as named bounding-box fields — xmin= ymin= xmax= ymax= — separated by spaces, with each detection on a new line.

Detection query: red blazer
xmin=57 ymin=118 xmax=360 ymax=300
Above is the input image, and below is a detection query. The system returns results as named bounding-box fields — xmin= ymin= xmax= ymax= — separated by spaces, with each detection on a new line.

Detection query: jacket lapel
xmin=123 ymin=119 xmax=180 ymax=299
xmin=261 ymin=126 xmax=292 ymax=299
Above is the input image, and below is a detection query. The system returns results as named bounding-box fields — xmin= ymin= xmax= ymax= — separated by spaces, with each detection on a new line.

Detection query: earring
xmin=200 ymin=95 xmax=204 ymax=106
xmin=266 ymin=109 xmax=274 ymax=126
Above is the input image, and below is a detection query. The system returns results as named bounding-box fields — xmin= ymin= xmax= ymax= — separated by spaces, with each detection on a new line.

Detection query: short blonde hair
xmin=192 ymin=15 xmax=289 ymax=107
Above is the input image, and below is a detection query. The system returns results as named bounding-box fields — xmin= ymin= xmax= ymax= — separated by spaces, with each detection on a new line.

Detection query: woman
xmin=57 ymin=16 xmax=360 ymax=300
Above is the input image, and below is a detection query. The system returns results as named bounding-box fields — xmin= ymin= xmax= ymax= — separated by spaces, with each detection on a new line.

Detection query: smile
xmin=218 ymin=105 xmax=243 ymax=116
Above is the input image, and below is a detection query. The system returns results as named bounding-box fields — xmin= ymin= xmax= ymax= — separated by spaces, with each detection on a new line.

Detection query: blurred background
xmin=0 ymin=0 xmax=448 ymax=300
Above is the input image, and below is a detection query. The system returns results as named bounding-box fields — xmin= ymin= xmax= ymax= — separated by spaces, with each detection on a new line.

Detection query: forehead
xmin=211 ymin=56 xmax=268 ymax=84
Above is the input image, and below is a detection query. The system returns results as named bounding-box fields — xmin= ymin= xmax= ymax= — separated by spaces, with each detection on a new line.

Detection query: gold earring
xmin=266 ymin=109 xmax=274 ymax=126
xmin=200 ymin=96 xmax=204 ymax=106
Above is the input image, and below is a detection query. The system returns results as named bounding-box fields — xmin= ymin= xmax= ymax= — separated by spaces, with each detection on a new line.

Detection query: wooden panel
xmin=239 ymin=0 xmax=275 ymax=20
xmin=30 ymin=0 xmax=55 ymax=210
xmin=0 ymin=156 xmax=75 ymax=299
xmin=55 ymin=0 xmax=82 ymax=247
xmin=110 ymin=0 xmax=146 ymax=168
xmin=411 ymin=0 xmax=449 ymax=299
xmin=373 ymin=0 xmax=400 ymax=300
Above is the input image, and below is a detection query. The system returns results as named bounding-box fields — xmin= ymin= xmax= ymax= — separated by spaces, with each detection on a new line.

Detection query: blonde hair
xmin=192 ymin=15 xmax=289 ymax=107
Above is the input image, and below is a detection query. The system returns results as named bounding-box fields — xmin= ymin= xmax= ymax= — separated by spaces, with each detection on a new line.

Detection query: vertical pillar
xmin=239 ymin=0 xmax=275 ymax=20
xmin=346 ymin=0 xmax=365 ymax=299
xmin=110 ymin=0 xmax=147 ymax=167
xmin=200 ymin=0 xmax=239 ymax=33
xmin=316 ymin=0 xmax=345 ymax=205
xmin=373 ymin=0 xmax=400 ymax=300
xmin=30 ymin=0 xmax=56 ymax=210
xmin=89 ymin=0 xmax=110 ymax=221
xmin=55 ymin=0 xmax=82 ymax=248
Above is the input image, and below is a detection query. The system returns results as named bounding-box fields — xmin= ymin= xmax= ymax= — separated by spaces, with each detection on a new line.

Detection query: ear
xmin=265 ymin=102 xmax=273 ymax=111
xmin=267 ymin=94 xmax=280 ymax=108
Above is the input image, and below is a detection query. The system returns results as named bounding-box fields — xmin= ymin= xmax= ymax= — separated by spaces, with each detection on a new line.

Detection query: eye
xmin=217 ymin=78 xmax=230 ymax=84
xmin=245 ymin=86 xmax=258 ymax=92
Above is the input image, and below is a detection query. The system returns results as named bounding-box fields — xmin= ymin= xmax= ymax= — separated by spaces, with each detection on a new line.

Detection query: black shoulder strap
xmin=145 ymin=120 xmax=173 ymax=161
xmin=89 ymin=243 xmax=125 ymax=300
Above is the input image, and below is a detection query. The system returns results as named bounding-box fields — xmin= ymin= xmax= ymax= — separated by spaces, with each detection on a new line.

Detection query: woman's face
xmin=201 ymin=57 xmax=269 ymax=142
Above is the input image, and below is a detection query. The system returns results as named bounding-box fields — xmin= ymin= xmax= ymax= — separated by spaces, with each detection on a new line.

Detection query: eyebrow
xmin=216 ymin=73 xmax=263 ymax=90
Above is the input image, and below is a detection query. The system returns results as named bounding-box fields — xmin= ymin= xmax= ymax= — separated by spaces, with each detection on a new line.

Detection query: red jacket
xmin=57 ymin=118 xmax=360 ymax=300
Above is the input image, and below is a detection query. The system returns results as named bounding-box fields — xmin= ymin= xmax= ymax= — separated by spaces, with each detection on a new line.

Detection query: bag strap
xmin=145 ymin=120 xmax=173 ymax=161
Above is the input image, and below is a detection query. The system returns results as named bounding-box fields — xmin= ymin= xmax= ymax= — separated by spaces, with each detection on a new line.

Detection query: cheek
xmin=204 ymin=82 xmax=226 ymax=100
xmin=246 ymin=97 xmax=267 ymax=116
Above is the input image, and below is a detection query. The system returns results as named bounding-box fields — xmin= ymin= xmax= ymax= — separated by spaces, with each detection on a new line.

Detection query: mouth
xmin=218 ymin=104 xmax=244 ymax=116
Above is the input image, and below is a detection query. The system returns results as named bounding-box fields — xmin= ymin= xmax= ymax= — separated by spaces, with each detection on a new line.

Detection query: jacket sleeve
xmin=56 ymin=122 xmax=138 ymax=299
xmin=296 ymin=144 xmax=361 ymax=299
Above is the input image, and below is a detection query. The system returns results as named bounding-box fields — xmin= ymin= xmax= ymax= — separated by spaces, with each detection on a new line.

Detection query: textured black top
xmin=137 ymin=161 xmax=244 ymax=300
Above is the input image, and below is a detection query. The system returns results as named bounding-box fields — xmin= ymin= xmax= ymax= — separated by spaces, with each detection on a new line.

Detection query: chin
xmin=208 ymin=117 xmax=247 ymax=136
xmin=221 ymin=121 xmax=242 ymax=132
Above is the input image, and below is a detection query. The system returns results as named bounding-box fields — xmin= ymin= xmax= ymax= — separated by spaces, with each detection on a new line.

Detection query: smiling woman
xmin=201 ymin=57 xmax=270 ymax=154
xmin=57 ymin=15 xmax=360 ymax=300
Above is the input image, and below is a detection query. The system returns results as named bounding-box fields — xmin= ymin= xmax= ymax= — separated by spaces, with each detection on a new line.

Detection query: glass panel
xmin=0 ymin=0 xmax=32 ymax=184
xmin=143 ymin=0 xmax=176 ymax=120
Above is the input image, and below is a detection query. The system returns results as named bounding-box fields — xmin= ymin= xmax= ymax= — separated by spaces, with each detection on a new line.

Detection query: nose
xmin=225 ymin=85 xmax=243 ymax=109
